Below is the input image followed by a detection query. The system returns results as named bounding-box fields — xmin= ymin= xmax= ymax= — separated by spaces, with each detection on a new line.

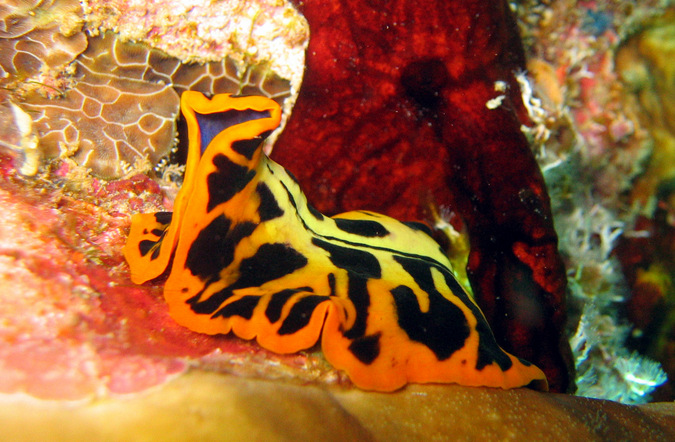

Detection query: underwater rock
xmin=0 ymin=156 xmax=180 ymax=399
xmin=616 ymin=187 xmax=675 ymax=400
xmin=612 ymin=14 xmax=675 ymax=400
xmin=1 ymin=371 xmax=674 ymax=440
xmin=0 ymin=154 xmax=340 ymax=400
xmin=511 ymin=0 xmax=672 ymax=402
xmin=271 ymin=0 xmax=573 ymax=392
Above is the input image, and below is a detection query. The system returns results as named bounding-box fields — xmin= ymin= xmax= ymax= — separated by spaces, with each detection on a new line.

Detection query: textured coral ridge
xmin=272 ymin=0 xmax=573 ymax=392
xmin=21 ymin=33 xmax=180 ymax=179
xmin=0 ymin=0 xmax=85 ymax=87
xmin=0 ymin=154 xmax=339 ymax=400
xmin=1 ymin=0 xmax=303 ymax=179
xmin=21 ymin=32 xmax=293 ymax=178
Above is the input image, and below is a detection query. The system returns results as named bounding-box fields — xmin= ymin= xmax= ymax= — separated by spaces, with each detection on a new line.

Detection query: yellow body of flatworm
xmin=124 ymin=91 xmax=548 ymax=392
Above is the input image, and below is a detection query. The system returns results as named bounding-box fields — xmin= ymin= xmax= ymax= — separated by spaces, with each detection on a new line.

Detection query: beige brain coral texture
xmin=0 ymin=0 xmax=85 ymax=88
xmin=22 ymin=34 xmax=180 ymax=178
xmin=1 ymin=0 xmax=305 ymax=178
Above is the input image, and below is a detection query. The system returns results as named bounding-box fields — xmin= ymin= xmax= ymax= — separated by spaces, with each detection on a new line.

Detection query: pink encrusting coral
xmin=0 ymin=156 xmax=182 ymax=399
xmin=0 ymin=0 xmax=315 ymax=400
xmin=0 ymin=155 xmax=339 ymax=400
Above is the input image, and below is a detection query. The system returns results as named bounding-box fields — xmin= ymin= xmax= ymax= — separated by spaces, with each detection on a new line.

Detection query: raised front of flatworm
xmin=123 ymin=91 xmax=548 ymax=392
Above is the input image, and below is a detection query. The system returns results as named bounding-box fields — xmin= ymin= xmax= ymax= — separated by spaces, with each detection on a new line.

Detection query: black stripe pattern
xmin=126 ymin=92 xmax=546 ymax=393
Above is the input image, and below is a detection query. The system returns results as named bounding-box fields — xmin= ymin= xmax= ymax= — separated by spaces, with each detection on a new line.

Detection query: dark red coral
xmin=275 ymin=0 xmax=574 ymax=392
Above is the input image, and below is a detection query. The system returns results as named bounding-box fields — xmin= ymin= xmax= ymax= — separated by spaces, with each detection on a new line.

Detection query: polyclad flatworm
xmin=123 ymin=91 xmax=548 ymax=391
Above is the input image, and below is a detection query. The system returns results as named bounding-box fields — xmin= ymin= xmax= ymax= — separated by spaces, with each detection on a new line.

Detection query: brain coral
xmin=1 ymin=0 xmax=305 ymax=178
xmin=20 ymin=33 xmax=294 ymax=178
xmin=21 ymin=34 xmax=180 ymax=178
xmin=0 ymin=0 xmax=85 ymax=88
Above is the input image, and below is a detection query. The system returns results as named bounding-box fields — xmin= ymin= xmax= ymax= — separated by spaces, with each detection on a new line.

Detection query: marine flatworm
xmin=124 ymin=91 xmax=547 ymax=392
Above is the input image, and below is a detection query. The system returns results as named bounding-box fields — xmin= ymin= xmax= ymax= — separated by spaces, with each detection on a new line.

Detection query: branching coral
xmin=572 ymin=304 xmax=667 ymax=404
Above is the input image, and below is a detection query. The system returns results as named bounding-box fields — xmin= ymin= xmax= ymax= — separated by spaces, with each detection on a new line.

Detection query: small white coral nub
xmin=572 ymin=304 xmax=667 ymax=404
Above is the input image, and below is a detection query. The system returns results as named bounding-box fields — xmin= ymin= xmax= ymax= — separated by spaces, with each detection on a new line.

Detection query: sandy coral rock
xmin=617 ymin=18 xmax=675 ymax=205
xmin=1 ymin=371 xmax=674 ymax=440
xmin=638 ymin=21 xmax=675 ymax=133
xmin=83 ymin=0 xmax=308 ymax=93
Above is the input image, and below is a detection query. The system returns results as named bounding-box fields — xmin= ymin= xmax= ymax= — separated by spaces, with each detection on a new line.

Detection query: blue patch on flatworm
xmin=195 ymin=109 xmax=271 ymax=154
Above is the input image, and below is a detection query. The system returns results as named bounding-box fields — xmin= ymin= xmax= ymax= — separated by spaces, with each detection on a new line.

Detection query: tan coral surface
xmin=83 ymin=0 xmax=308 ymax=91
xmin=1 ymin=0 xmax=305 ymax=178
xmin=1 ymin=370 xmax=674 ymax=441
